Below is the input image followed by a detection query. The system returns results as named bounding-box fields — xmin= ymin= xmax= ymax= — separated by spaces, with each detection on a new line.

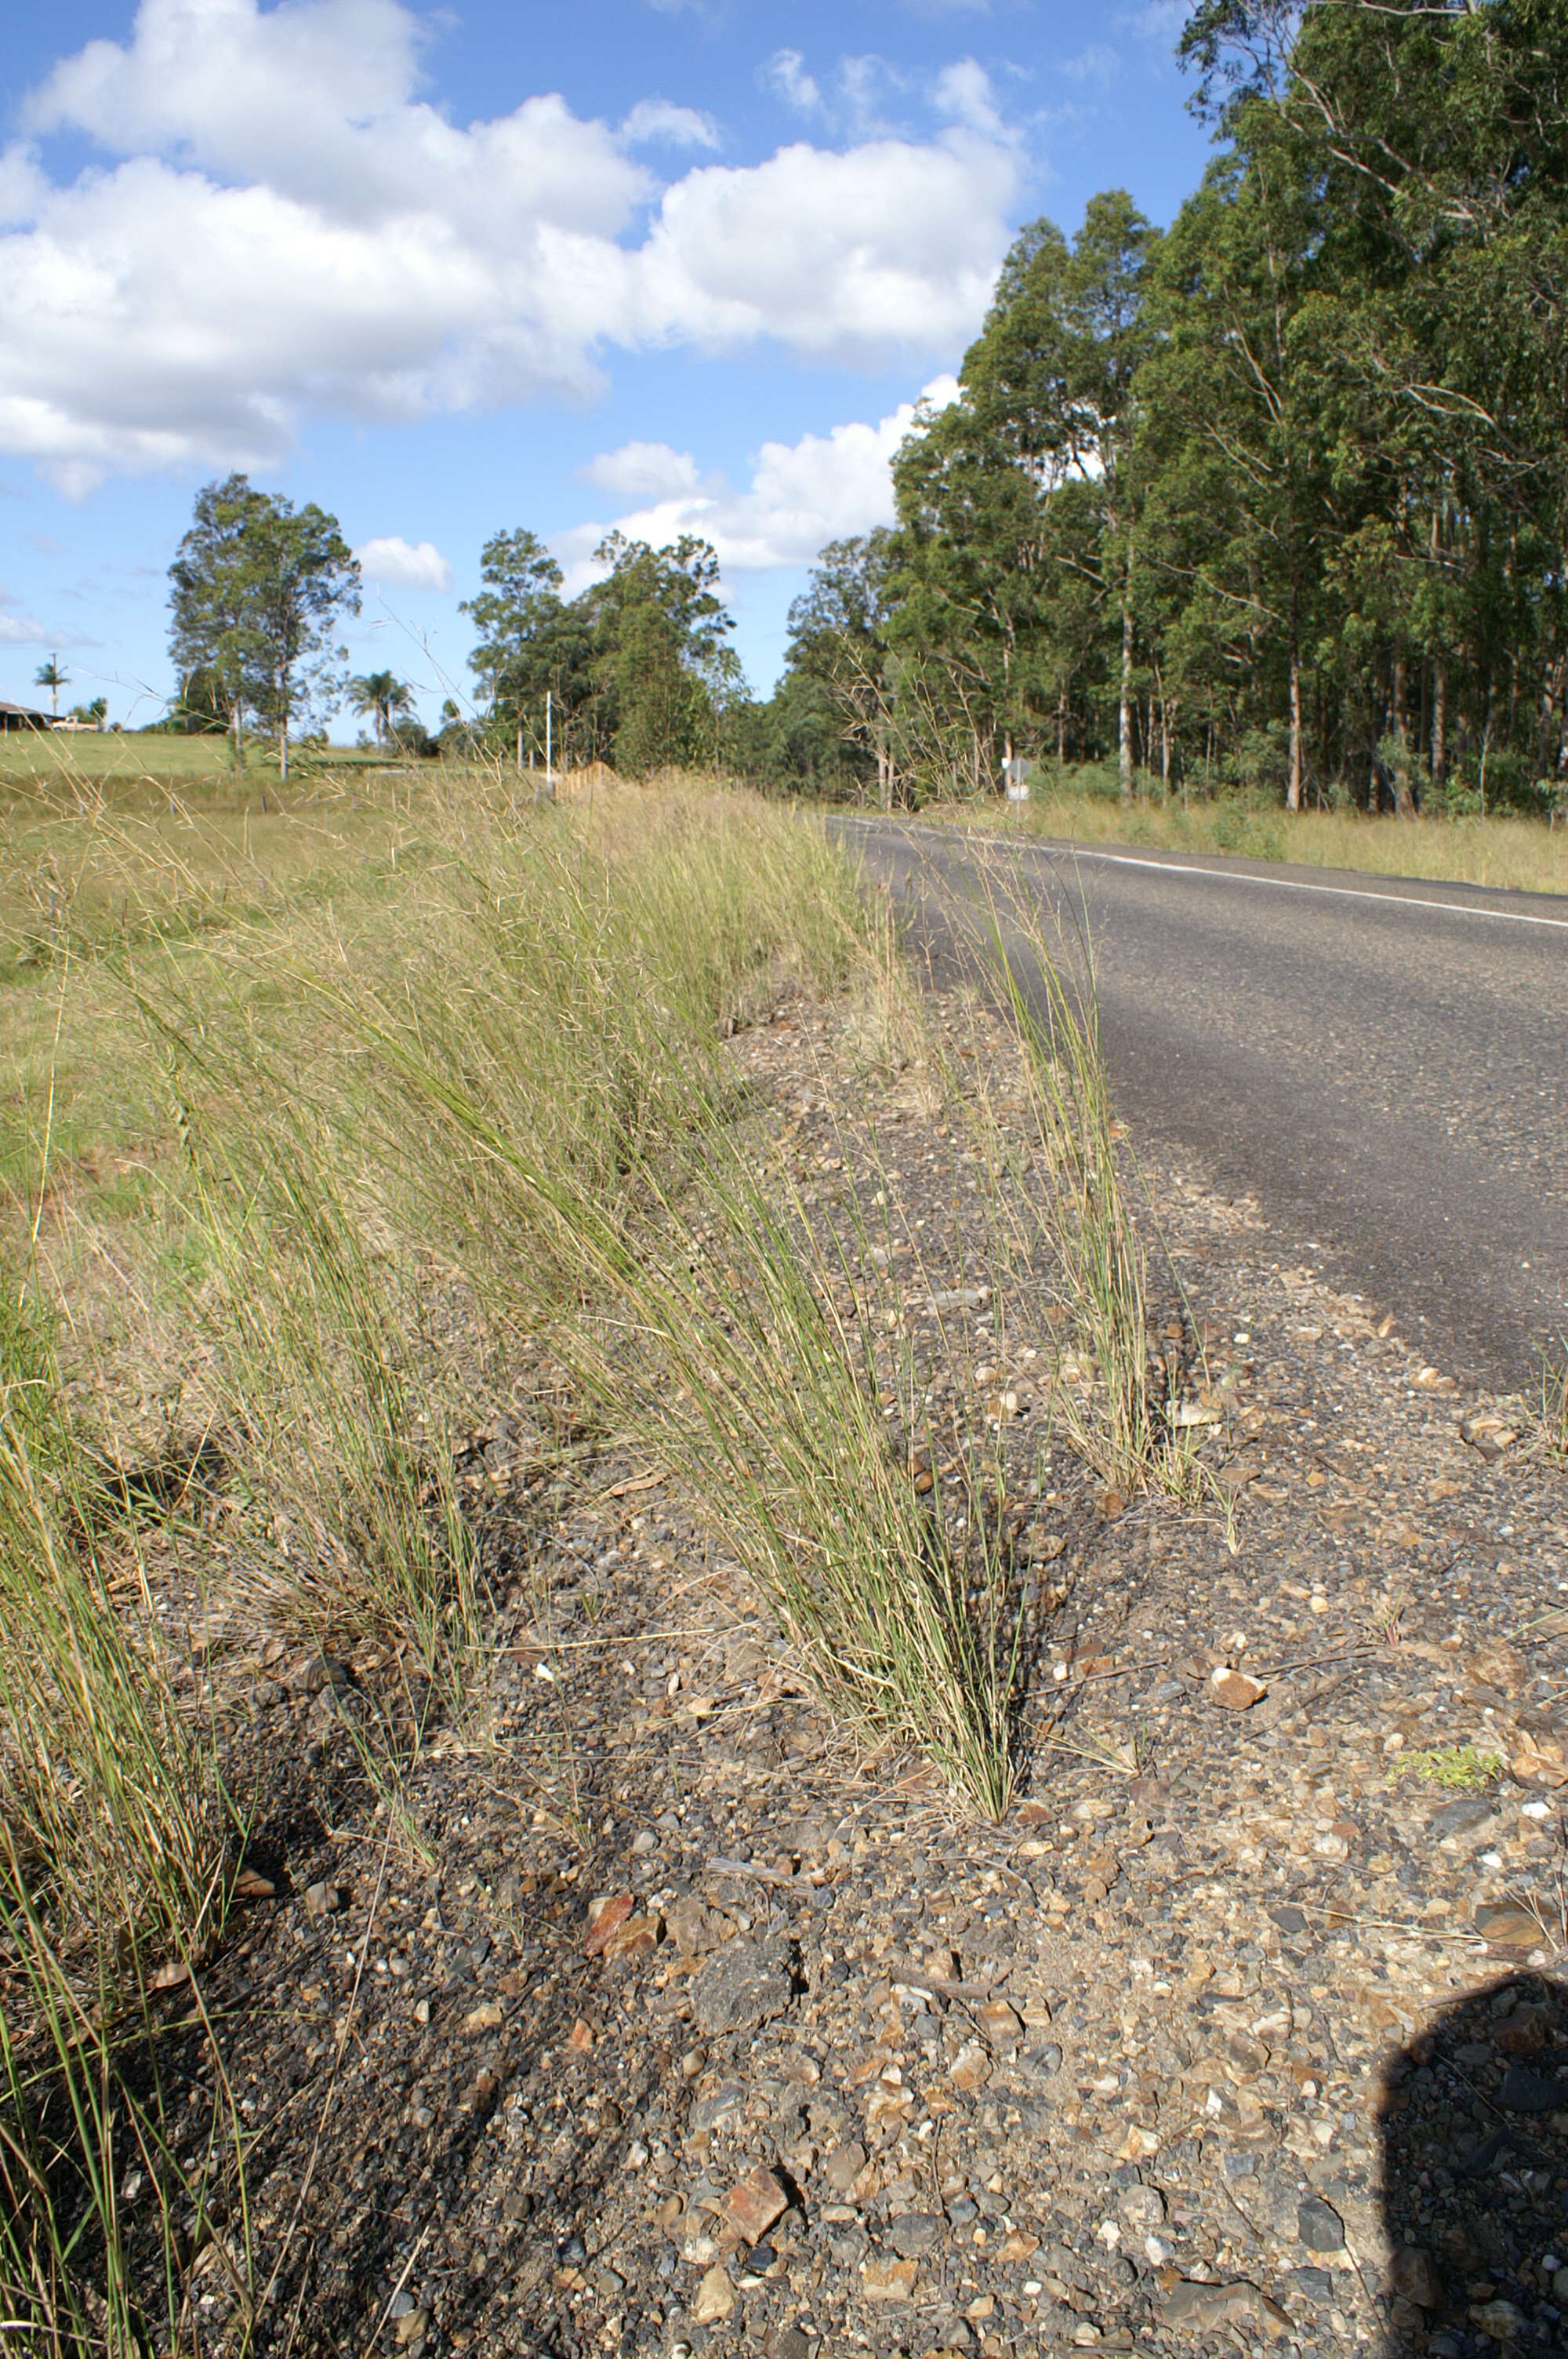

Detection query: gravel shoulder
xmin=167 ymin=989 xmax=1567 ymax=2359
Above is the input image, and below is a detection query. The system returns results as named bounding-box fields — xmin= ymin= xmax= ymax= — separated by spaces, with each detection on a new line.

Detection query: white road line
xmin=1038 ymin=843 xmax=1568 ymax=930
xmin=849 ymin=819 xmax=1568 ymax=933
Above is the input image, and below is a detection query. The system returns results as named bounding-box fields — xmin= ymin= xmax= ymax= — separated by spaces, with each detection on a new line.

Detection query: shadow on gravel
xmin=1378 ymin=1971 xmax=1567 ymax=2354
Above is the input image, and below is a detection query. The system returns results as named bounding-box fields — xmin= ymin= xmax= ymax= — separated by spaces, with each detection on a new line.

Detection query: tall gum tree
xmin=895 ymin=194 xmax=1160 ymax=799
xmin=168 ymin=477 xmax=358 ymax=776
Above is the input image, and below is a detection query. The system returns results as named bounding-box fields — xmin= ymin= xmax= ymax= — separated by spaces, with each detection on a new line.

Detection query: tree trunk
xmin=1287 ymin=635 xmax=1304 ymax=813
xmin=1432 ymin=660 xmax=1447 ymax=787
xmin=1391 ymin=656 xmax=1414 ymax=816
xmin=1056 ymin=689 xmax=1067 ymax=767
xmin=1118 ymin=539 xmax=1135 ymax=804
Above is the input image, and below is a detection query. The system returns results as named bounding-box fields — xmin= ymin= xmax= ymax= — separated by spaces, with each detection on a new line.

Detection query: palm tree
xmin=348 ymin=670 xmax=413 ymax=748
xmin=34 ymin=656 xmax=67 ymax=720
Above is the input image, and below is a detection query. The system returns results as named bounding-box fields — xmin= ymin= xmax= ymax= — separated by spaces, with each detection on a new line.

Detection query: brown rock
xmin=584 ymin=1893 xmax=634 ymax=1957
xmin=601 ymin=1913 xmax=659 ymax=1965
xmin=665 ymin=1896 xmax=720 ymax=1956
xmin=1511 ymin=1729 xmax=1568 ymax=1790
xmin=725 ymin=2166 xmax=789 ymax=2247
xmin=949 ymin=2041 xmax=991 ymax=2095
xmin=1210 ymin=1667 xmax=1267 ymax=1712
xmin=1469 ymin=1641 xmax=1527 ymax=1695
xmin=1469 ymin=2299 xmax=1526 ymax=2340
xmin=821 ymin=2140 xmax=866 ymax=2194
xmin=1388 ymin=2248 xmax=1442 ymax=2309
xmin=978 ymin=2000 xmax=1024 ymax=2055
xmin=1496 ymin=2004 xmax=1554 ymax=2057
xmin=394 ymin=2309 xmax=429 ymax=2346
xmin=567 ymin=2018 xmax=594 ymax=2054
xmin=1474 ymin=1903 xmax=1544 ymax=1951
xmin=690 ymin=2264 xmax=736 ymax=2324
xmin=1160 ymin=2279 xmax=1290 ymax=2341
xmin=463 ymin=2001 xmax=503 ymax=2035
xmin=860 ymin=2256 xmax=917 ymax=2303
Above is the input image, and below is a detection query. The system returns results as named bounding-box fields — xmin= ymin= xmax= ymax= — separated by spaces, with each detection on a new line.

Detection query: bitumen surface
xmin=840 ymin=816 xmax=1568 ymax=1393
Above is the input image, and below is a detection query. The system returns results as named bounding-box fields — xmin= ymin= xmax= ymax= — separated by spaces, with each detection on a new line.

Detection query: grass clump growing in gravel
xmin=272 ymin=797 xmax=1019 ymax=1817
xmin=935 ymin=856 xmax=1212 ymax=1514
xmin=0 ymin=1272 xmax=230 ymax=1964
xmin=1401 ymin=1744 xmax=1504 ymax=1792
xmin=1539 ymin=1354 xmax=1568 ymax=1467
xmin=569 ymin=1151 xmax=1023 ymax=1821
xmin=0 ymin=1863 xmax=256 ymax=2359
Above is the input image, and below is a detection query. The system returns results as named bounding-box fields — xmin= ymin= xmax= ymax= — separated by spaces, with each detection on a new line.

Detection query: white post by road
xmin=546 ymin=687 xmax=554 ymax=803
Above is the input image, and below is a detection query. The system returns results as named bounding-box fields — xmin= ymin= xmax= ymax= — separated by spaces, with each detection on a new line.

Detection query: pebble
xmin=861 ymin=2255 xmax=917 ymax=2301
xmin=1297 ymin=2197 xmax=1345 ymax=2253
xmin=1160 ymin=2278 xmax=1292 ymax=2340
xmin=689 ymin=1939 xmax=793 ymax=2035
xmin=1209 ymin=1666 xmax=1267 ymax=1712
xmin=1388 ymin=2247 xmax=1441 ymax=2307
xmin=724 ymin=2167 xmax=788 ymax=2246
xmin=689 ymin=2263 xmax=736 ymax=2324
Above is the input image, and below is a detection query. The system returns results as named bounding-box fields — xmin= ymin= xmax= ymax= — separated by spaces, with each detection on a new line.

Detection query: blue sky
xmin=1 ymin=0 xmax=1212 ymax=730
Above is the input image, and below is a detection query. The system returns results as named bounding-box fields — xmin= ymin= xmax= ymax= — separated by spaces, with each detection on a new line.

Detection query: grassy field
xmin=939 ymin=766 xmax=1568 ymax=897
xmin=0 ymin=727 xmax=390 ymax=794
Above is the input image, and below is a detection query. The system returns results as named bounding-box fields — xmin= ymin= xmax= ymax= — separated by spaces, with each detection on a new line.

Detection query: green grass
xmin=936 ymin=765 xmax=1568 ymax=898
xmin=1400 ymin=1744 xmax=1504 ymax=1791
xmin=4 ymin=760 xmax=1022 ymax=1817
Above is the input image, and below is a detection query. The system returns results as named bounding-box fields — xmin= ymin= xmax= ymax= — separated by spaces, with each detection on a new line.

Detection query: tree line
xmin=770 ymin=0 xmax=1568 ymax=816
xmin=161 ymin=3 xmax=1566 ymax=816
xmin=162 ymin=476 xmax=750 ymax=778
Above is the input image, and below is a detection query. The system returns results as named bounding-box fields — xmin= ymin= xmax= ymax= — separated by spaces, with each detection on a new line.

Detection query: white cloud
xmin=933 ymin=58 xmax=1008 ymax=136
xmin=0 ymin=0 xmax=1022 ymax=487
xmin=1060 ymin=43 xmax=1123 ymax=84
xmin=620 ymin=99 xmax=721 ymax=151
xmin=559 ymin=375 xmax=959 ymax=587
xmin=763 ymin=49 xmax=824 ymax=116
xmin=354 ymin=535 xmax=454 ymax=594
xmin=0 ymin=580 xmax=47 ymax=643
xmin=584 ymin=442 xmax=703 ymax=500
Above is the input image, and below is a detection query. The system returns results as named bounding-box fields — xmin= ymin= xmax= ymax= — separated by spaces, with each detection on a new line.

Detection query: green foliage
xmin=459 ymin=522 xmax=738 ymax=776
xmin=1400 ymin=1744 xmax=1504 ymax=1794
xmin=168 ymin=474 xmax=359 ymax=776
xmin=763 ymin=6 xmax=1568 ymax=816
xmin=348 ymin=669 xmax=413 ymax=747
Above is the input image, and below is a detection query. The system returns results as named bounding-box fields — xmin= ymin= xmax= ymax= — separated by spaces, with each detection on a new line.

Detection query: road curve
xmin=840 ymin=818 xmax=1568 ymax=1393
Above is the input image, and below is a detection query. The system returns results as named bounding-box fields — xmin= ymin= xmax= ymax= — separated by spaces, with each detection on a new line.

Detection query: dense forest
xmin=761 ymin=0 xmax=1568 ymax=816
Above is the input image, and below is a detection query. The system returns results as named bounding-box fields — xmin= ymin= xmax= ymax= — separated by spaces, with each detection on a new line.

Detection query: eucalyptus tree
xmin=893 ymin=192 xmax=1160 ymax=798
xmin=169 ymin=475 xmax=359 ymax=776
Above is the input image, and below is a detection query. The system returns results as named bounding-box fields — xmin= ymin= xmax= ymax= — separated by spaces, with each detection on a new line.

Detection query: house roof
xmin=0 ymin=700 xmax=55 ymax=723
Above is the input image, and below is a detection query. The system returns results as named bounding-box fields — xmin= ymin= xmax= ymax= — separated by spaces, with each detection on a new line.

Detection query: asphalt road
xmin=842 ymin=818 xmax=1568 ymax=1393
